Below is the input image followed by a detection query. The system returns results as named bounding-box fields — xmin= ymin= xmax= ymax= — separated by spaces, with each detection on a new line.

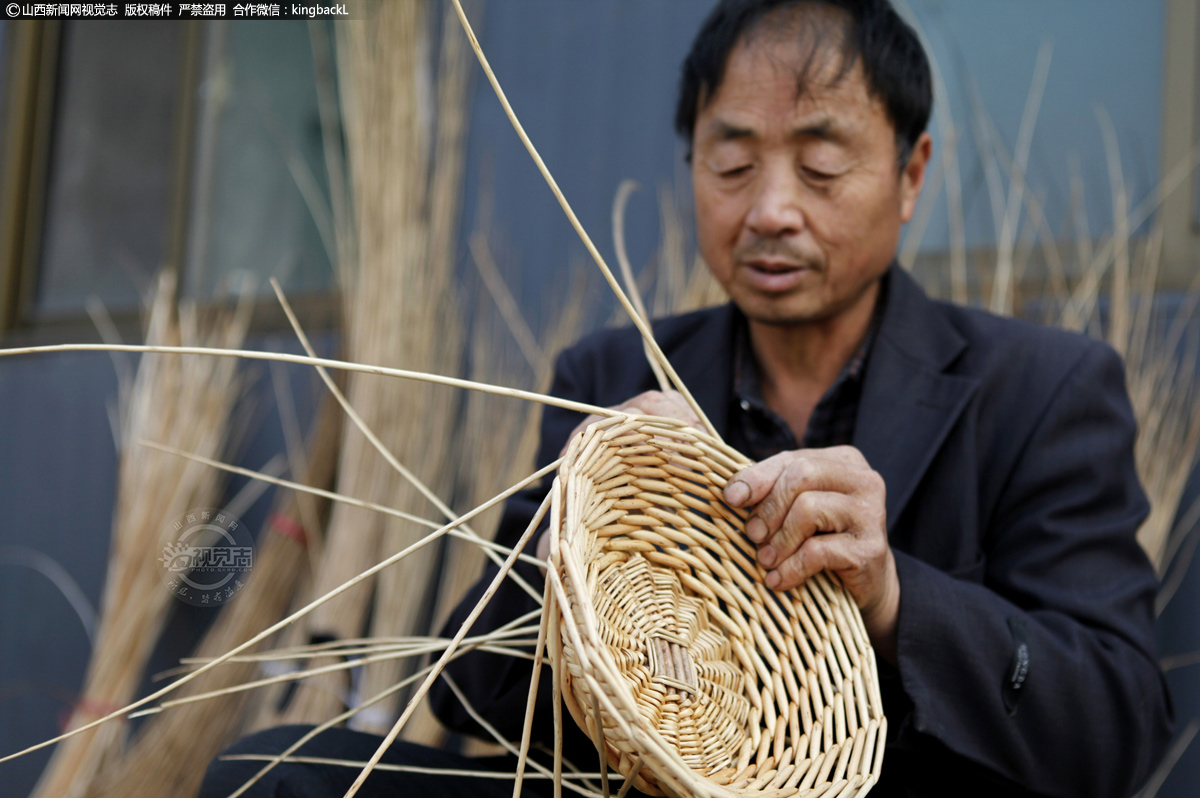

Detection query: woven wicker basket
xmin=550 ymin=414 xmax=885 ymax=798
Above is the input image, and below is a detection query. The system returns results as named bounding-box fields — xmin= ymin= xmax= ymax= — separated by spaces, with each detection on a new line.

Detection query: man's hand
xmin=539 ymin=390 xmax=703 ymax=563
xmin=558 ymin=390 xmax=702 ymax=457
xmin=723 ymin=446 xmax=900 ymax=661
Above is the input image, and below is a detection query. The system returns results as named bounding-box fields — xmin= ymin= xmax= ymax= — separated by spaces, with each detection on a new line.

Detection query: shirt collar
xmin=732 ymin=275 xmax=888 ymax=413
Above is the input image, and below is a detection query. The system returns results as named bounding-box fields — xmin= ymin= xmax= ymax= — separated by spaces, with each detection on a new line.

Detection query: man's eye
xmin=802 ymin=166 xmax=836 ymax=181
xmin=719 ymin=165 xmax=752 ymax=178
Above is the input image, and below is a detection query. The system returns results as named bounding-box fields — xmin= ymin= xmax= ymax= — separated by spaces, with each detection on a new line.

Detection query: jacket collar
xmin=854 ymin=266 xmax=979 ymax=530
xmin=667 ymin=302 xmax=739 ymax=440
xmin=668 ymin=265 xmax=978 ymax=530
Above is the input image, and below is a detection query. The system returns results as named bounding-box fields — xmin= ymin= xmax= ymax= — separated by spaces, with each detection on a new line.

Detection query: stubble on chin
xmin=738 ymin=272 xmax=881 ymax=329
xmin=740 ymin=300 xmax=827 ymax=328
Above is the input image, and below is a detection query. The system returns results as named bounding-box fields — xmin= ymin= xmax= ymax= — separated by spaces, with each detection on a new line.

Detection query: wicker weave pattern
xmin=552 ymin=415 xmax=885 ymax=798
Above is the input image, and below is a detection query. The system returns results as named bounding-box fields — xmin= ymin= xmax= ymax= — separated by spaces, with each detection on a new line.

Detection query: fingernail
xmin=758 ymin=545 xmax=775 ymax=567
xmin=766 ymin=571 xmax=781 ymax=589
xmin=726 ymin=481 xmax=749 ymax=506
xmin=746 ymin=517 xmax=766 ymax=542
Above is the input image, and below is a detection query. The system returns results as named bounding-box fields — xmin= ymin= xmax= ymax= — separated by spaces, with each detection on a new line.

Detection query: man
xmin=203 ymin=1 xmax=1171 ymax=796
xmin=434 ymin=1 xmax=1172 ymax=795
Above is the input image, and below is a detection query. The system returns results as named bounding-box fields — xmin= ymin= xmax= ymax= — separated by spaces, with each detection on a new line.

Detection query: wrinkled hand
xmin=538 ymin=390 xmax=703 ymax=563
xmin=723 ymin=446 xmax=900 ymax=660
xmin=558 ymin=389 xmax=702 ymax=457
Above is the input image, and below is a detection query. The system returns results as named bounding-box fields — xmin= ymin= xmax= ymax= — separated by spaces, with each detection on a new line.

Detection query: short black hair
xmin=675 ymin=0 xmax=933 ymax=167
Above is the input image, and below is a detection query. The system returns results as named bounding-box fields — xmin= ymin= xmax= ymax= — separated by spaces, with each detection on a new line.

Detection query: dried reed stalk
xmin=892 ymin=22 xmax=1200 ymax=583
xmin=447 ymin=0 xmax=716 ymax=442
xmin=432 ymin=302 xmax=538 ymax=633
xmin=30 ymin=272 xmax=250 ymax=798
xmin=430 ymin=224 xmax=592 ymax=627
xmin=0 ymin=401 xmax=566 ymax=772
xmin=85 ymin=394 xmax=342 ymax=798
xmin=607 ymin=180 xmax=726 ymax=331
xmin=281 ymin=0 xmax=469 ymax=743
xmin=647 ymin=184 xmax=727 ymax=318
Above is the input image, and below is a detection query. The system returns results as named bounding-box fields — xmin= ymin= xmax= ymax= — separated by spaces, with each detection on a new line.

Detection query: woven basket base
xmin=551 ymin=415 xmax=885 ymax=798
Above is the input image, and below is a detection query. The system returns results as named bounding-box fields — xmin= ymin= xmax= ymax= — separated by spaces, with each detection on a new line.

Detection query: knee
xmin=199 ymin=725 xmax=316 ymax=798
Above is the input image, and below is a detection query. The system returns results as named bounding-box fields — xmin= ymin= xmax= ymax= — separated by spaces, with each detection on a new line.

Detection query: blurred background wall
xmin=0 ymin=2 xmax=1196 ymax=795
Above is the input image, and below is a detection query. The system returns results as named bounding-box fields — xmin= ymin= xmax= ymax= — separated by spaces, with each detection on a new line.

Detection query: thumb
xmin=723 ymin=453 xmax=790 ymax=508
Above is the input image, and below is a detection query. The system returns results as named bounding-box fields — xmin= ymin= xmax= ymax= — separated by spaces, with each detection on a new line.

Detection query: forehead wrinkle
xmin=708 ymin=119 xmax=757 ymax=143
xmin=790 ymin=116 xmax=843 ymax=144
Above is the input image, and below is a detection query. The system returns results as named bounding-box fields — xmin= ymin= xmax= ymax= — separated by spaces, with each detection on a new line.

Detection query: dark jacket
xmin=431 ymin=267 xmax=1172 ymax=797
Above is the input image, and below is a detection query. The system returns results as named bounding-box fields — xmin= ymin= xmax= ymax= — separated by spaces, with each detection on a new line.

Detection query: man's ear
xmin=899 ymin=131 xmax=933 ymax=224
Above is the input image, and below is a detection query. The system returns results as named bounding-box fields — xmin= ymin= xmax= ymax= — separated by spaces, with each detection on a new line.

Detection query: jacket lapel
xmin=854 ymin=268 xmax=979 ymax=531
xmin=666 ymin=303 xmax=739 ymax=439
xmin=664 ymin=272 xmax=977 ymax=531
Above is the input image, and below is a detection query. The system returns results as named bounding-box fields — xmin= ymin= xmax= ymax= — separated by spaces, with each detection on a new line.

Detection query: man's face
xmin=690 ymin=33 xmax=930 ymax=326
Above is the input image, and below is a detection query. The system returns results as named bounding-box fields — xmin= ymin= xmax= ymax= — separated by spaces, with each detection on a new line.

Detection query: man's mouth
xmin=741 ymin=260 xmax=814 ymax=292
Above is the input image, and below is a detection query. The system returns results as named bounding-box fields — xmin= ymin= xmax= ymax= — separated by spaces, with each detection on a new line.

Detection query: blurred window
xmin=34 ymin=21 xmax=181 ymax=319
xmin=1 ymin=19 xmax=337 ymax=335
xmin=183 ymin=21 xmax=335 ymax=302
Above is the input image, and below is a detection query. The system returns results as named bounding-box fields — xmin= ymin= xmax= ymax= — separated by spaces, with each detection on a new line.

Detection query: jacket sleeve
xmin=890 ymin=342 xmax=1173 ymax=797
xmin=428 ymin=346 xmax=592 ymax=744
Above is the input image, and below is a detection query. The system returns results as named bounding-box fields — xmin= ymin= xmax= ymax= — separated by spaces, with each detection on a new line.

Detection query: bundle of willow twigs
xmin=890 ymin=21 xmax=1200 ymax=587
xmin=30 ymin=272 xmax=251 ymax=798
xmin=357 ymin=0 xmax=472 ymax=744
xmin=430 ymin=224 xmax=593 ymax=634
xmin=282 ymin=0 xmax=469 ymax=741
xmin=85 ymin=394 xmax=342 ymax=798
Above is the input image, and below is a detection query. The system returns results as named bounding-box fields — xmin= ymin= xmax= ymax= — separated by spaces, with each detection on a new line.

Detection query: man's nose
xmin=745 ymin=164 xmax=805 ymax=237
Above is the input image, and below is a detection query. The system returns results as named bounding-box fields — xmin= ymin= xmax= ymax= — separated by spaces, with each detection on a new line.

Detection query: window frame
xmin=0 ymin=20 xmax=59 ymax=336
xmin=0 ymin=20 xmax=342 ymax=345
xmin=1161 ymin=0 xmax=1200 ymax=287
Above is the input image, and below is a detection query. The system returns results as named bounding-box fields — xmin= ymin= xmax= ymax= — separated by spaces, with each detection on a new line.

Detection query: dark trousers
xmin=199 ymin=725 xmax=555 ymax=798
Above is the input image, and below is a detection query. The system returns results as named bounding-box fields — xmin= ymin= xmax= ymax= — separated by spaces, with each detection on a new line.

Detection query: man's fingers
xmin=727 ymin=452 xmax=863 ymax=529
xmin=724 ymin=451 xmax=791 ymax=508
xmin=756 ymin=491 xmax=854 ymax=568
xmin=766 ymin=534 xmax=855 ymax=592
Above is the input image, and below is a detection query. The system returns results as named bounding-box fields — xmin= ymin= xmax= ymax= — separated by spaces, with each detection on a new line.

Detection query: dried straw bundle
xmin=886 ymin=22 xmax=1200 ymax=581
xmin=357 ymin=0 xmax=471 ymax=742
xmin=1102 ymin=244 xmax=1200 ymax=579
xmin=431 ymin=227 xmax=593 ymax=633
xmin=283 ymin=0 xmax=468 ymax=738
xmin=550 ymin=416 xmax=884 ymax=798
xmin=85 ymin=395 xmax=342 ymax=798
xmin=644 ymin=184 xmax=727 ymax=319
xmin=30 ymin=272 xmax=250 ymax=798
xmin=431 ymin=305 xmax=542 ymax=630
